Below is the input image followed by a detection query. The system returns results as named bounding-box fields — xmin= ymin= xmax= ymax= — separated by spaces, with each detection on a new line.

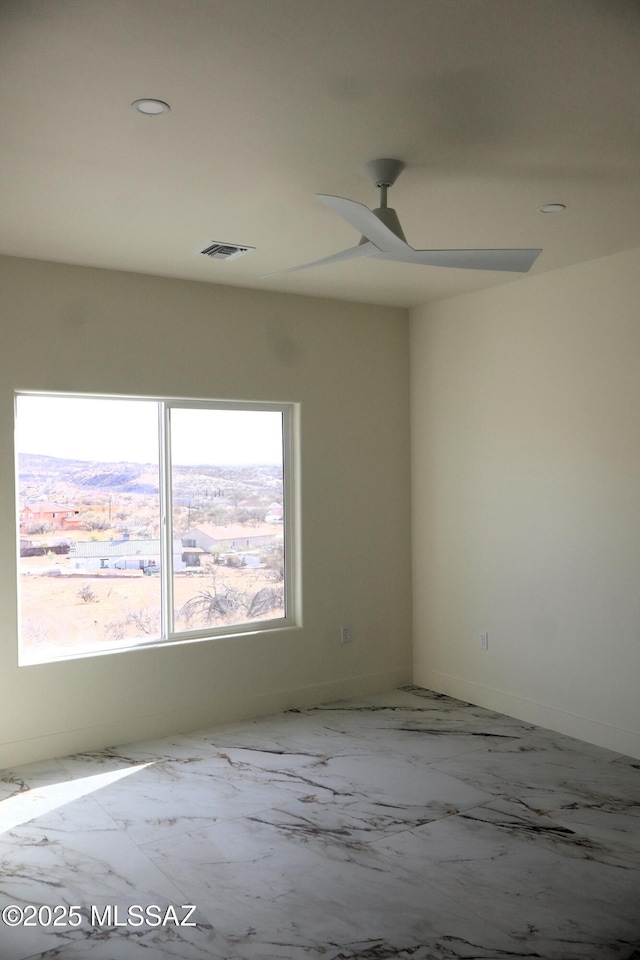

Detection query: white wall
xmin=0 ymin=255 xmax=412 ymax=767
xmin=411 ymin=247 xmax=640 ymax=759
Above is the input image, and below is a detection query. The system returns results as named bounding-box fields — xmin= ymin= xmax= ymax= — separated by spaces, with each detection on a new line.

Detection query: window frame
xmin=15 ymin=391 xmax=299 ymax=663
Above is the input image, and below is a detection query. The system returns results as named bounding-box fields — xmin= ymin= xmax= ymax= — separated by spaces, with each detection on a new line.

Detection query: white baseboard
xmin=0 ymin=666 xmax=411 ymax=769
xmin=415 ymin=669 xmax=640 ymax=760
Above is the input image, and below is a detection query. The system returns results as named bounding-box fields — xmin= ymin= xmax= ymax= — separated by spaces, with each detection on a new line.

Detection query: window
xmin=15 ymin=393 xmax=296 ymax=664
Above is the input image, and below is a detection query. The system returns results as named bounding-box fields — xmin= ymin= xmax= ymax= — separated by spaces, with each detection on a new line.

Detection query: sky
xmin=16 ymin=395 xmax=284 ymax=466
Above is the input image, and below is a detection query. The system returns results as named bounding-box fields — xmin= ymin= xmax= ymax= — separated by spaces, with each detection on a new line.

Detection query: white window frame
xmin=15 ymin=391 xmax=299 ymax=661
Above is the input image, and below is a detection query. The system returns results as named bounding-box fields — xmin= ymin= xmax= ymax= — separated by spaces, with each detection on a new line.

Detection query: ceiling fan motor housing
xmin=357 ymin=205 xmax=407 ymax=245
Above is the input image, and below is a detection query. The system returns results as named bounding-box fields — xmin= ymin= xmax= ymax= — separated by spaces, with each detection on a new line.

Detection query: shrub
xmin=77 ymin=583 xmax=98 ymax=604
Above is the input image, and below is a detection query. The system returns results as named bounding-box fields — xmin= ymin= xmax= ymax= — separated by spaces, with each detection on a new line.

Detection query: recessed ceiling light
xmin=131 ymin=99 xmax=170 ymax=116
xmin=538 ymin=203 xmax=566 ymax=214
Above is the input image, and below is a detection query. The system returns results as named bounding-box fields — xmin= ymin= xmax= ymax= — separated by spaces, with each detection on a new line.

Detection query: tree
xmin=262 ymin=541 xmax=285 ymax=582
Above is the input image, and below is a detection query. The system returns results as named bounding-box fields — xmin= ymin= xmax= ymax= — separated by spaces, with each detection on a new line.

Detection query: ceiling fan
xmin=272 ymin=159 xmax=541 ymax=275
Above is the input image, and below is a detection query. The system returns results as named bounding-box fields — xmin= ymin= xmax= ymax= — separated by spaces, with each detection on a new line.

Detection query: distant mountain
xmin=18 ymin=453 xmax=159 ymax=494
xmin=18 ymin=454 xmax=282 ymax=498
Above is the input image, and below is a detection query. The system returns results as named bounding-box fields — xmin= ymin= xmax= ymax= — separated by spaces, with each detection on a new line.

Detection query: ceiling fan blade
xmin=375 ymin=246 xmax=542 ymax=272
xmin=262 ymin=241 xmax=377 ymax=277
xmin=317 ymin=195 xmax=406 ymax=253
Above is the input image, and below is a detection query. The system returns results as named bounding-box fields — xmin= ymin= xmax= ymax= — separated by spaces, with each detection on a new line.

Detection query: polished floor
xmin=1 ymin=686 xmax=639 ymax=959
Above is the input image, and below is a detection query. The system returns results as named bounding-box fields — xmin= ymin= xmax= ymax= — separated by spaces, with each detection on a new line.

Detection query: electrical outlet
xmin=479 ymin=631 xmax=489 ymax=651
xmin=340 ymin=624 xmax=352 ymax=643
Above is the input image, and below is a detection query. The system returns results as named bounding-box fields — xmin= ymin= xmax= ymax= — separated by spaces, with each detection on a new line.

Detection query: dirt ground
xmin=19 ymin=555 xmax=284 ymax=662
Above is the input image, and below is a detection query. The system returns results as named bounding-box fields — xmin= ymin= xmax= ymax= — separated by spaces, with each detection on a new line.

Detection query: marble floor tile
xmin=137 ymin=811 xmax=547 ymax=960
xmin=16 ymin=924 xmax=242 ymax=959
xmin=429 ymin=730 xmax=640 ymax=867
xmin=373 ymin=796 xmax=640 ymax=957
xmin=297 ymin=690 xmax=540 ymax=764
xmin=1 ymin=686 xmax=639 ymax=960
xmin=0 ymin=759 xmax=71 ymax=805
xmin=60 ymin=754 xmax=303 ymax=847
xmin=0 ymin=802 xmax=215 ymax=959
xmin=192 ymin=712 xmax=381 ymax=763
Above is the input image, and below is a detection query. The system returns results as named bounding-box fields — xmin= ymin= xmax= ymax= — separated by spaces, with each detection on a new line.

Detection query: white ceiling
xmin=2 ymin=0 xmax=640 ymax=308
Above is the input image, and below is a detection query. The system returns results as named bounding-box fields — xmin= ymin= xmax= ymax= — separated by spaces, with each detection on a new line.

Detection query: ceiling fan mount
xmin=268 ymin=159 xmax=542 ymax=277
xmin=363 ymin=158 xmax=405 ymax=189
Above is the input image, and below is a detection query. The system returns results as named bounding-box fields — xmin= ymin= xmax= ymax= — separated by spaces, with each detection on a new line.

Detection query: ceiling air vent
xmin=198 ymin=241 xmax=255 ymax=262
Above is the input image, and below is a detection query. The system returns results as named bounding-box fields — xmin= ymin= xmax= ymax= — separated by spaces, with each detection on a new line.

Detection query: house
xmin=19 ymin=501 xmax=82 ymax=531
xmin=238 ymin=498 xmax=267 ymax=511
xmin=181 ymin=523 xmax=282 ymax=560
xmin=2 ymin=1 xmax=640 ymax=782
xmin=69 ymin=539 xmax=185 ymax=572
